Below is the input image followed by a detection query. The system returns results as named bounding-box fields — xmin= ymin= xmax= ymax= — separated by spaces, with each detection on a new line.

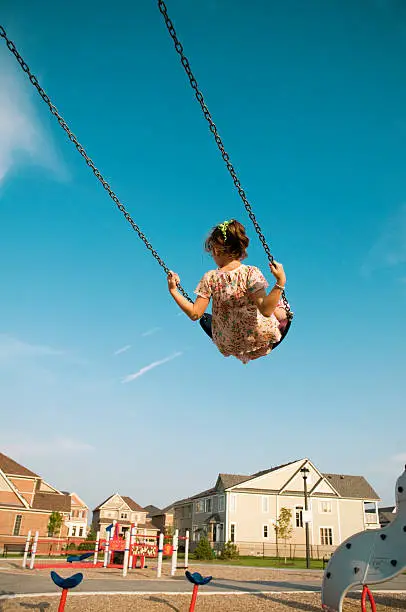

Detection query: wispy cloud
xmin=362 ymin=204 xmax=406 ymax=276
xmin=121 ymin=352 xmax=182 ymax=383
xmin=141 ymin=327 xmax=161 ymax=337
xmin=0 ymin=436 xmax=95 ymax=459
xmin=391 ymin=453 xmax=406 ymax=464
xmin=0 ymin=334 xmax=64 ymax=363
xmin=0 ymin=58 xmax=66 ymax=185
xmin=114 ymin=345 xmax=132 ymax=356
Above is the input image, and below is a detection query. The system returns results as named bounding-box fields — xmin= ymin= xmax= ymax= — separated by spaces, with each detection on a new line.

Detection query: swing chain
xmin=0 ymin=24 xmax=193 ymax=304
xmin=157 ymin=1 xmax=291 ymax=318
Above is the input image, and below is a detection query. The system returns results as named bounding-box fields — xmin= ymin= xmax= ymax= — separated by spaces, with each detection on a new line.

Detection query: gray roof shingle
xmin=323 ymin=474 xmax=380 ymax=500
xmin=175 ymin=461 xmax=301 ymax=506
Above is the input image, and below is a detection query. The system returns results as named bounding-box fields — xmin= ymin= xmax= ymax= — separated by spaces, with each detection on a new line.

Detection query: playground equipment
xmin=185 ymin=570 xmax=213 ymax=612
xmin=50 ymin=570 xmax=83 ymax=612
xmin=23 ymin=521 xmax=189 ymax=579
xmin=321 ymin=465 xmax=406 ymax=611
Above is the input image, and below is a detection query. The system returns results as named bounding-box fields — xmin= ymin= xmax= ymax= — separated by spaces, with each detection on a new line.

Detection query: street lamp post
xmin=300 ymin=466 xmax=311 ymax=569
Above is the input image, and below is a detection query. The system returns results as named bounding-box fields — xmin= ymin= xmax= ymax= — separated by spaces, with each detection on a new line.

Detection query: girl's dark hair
xmin=205 ymin=220 xmax=249 ymax=260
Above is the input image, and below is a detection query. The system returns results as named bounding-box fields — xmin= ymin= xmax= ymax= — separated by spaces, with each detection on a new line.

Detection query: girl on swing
xmin=167 ymin=219 xmax=288 ymax=364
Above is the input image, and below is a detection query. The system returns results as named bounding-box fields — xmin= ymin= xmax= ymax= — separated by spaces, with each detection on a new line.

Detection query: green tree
xmin=194 ymin=535 xmax=215 ymax=560
xmin=48 ymin=512 xmax=63 ymax=537
xmin=274 ymin=507 xmax=293 ymax=564
xmin=221 ymin=540 xmax=239 ymax=560
xmin=86 ymin=526 xmax=97 ymax=541
xmin=164 ymin=525 xmax=175 ymax=537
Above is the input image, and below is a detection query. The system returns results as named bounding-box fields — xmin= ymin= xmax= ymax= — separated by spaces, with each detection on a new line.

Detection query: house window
xmin=205 ymin=498 xmax=212 ymax=513
xmin=13 ymin=515 xmax=22 ymax=536
xmin=78 ymin=511 xmax=83 ymax=518
xmin=71 ymin=526 xmax=77 ymax=537
xmin=320 ymin=527 xmax=333 ymax=546
xmin=218 ymin=495 xmax=225 ymax=512
xmin=192 ymin=525 xmax=199 ymax=542
xmin=121 ymin=513 xmax=128 ymax=519
xmin=195 ymin=500 xmax=204 ymax=513
xmin=229 ymin=494 xmax=237 ymax=513
xmin=295 ymin=506 xmax=304 ymax=528
xmin=262 ymin=496 xmax=269 ymax=513
xmin=263 ymin=525 xmax=269 ymax=538
xmin=230 ymin=523 xmax=236 ymax=543
xmin=320 ymin=501 xmax=332 ymax=513
xmin=79 ymin=527 xmax=84 ymax=537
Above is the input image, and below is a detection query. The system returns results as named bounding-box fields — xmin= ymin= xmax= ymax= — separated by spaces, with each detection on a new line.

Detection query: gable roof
xmin=0 ymin=453 xmax=39 ymax=478
xmin=121 ymin=496 xmax=145 ymax=512
xmin=323 ymin=474 xmax=380 ymax=501
xmin=93 ymin=494 xmax=145 ymax=513
xmin=175 ymin=461 xmax=302 ymax=506
xmin=219 ymin=461 xmax=301 ymax=490
xmin=174 ymin=486 xmax=217 ymax=507
xmin=32 ymin=492 xmax=71 ymax=513
xmin=218 ymin=474 xmax=249 ymax=489
xmin=144 ymin=504 xmax=161 ymax=517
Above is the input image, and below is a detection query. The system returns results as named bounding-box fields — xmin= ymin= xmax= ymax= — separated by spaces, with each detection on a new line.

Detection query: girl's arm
xmin=251 ymin=285 xmax=284 ymax=317
xmin=251 ymin=261 xmax=286 ymax=318
xmin=167 ymin=272 xmax=210 ymax=321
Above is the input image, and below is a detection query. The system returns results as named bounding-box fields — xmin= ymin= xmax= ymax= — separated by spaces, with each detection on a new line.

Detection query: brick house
xmin=0 ymin=452 xmax=88 ymax=553
xmin=92 ymin=494 xmax=158 ymax=538
xmin=173 ymin=458 xmax=380 ymax=557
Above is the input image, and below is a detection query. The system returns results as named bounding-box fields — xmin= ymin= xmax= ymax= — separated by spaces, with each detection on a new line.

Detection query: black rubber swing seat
xmin=199 ymin=313 xmax=292 ymax=350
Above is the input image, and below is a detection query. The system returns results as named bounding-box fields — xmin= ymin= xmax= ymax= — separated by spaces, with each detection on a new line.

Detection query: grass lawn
xmin=181 ymin=553 xmax=325 ymax=570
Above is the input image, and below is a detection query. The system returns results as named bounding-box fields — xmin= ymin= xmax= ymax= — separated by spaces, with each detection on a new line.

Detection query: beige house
xmin=64 ymin=492 xmax=89 ymax=538
xmin=173 ymin=459 xmax=380 ymax=557
xmin=92 ymin=494 xmax=158 ymax=538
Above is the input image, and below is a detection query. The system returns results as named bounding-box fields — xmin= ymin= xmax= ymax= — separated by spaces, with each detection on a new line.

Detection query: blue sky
xmin=1 ymin=0 xmax=405 ymax=512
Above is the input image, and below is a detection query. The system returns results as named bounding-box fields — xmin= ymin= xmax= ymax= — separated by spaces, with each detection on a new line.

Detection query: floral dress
xmin=195 ymin=264 xmax=283 ymax=364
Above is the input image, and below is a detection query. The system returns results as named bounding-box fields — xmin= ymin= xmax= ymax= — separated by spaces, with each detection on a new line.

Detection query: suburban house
xmin=0 ymin=452 xmax=88 ymax=553
xmin=63 ymin=492 xmax=89 ymax=538
xmin=92 ymin=494 xmax=158 ymax=538
xmin=146 ymin=504 xmax=175 ymax=533
xmin=173 ymin=458 xmax=381 ymax=556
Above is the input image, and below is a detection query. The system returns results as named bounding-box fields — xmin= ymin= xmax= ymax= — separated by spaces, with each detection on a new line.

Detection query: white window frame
xmin=319 ymin=500 xmax=332 ymax=514
xmin=262 ymin=495 xmax=269 ymax=513
xmin=320 ymin=526 xmax=334 ymax=546
xmin=218 ymin=495 xmax=225 ymax=512
xmin=263 ymin=524 xmax=269 ymax=539
xmin=229 ymin=494 xmax=237 ymax=513
xmin=13 ymin=514 xmax=22 ymax=536
xmin=205 ymin=498 xmax=212 ymax=513
xmin=230 ymin=522 xmax=236 ymax=543
xmin=195 ymin=500 xmax=204 ymax=514
xmin=295 ymin=505 xmax=304 ymax=528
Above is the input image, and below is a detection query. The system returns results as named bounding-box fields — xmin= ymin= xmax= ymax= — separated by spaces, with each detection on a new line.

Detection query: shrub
xmin=220 ymin=540 xmax=239 ymax=560
xmin=194 ymin=536 xmax=214 ymax=560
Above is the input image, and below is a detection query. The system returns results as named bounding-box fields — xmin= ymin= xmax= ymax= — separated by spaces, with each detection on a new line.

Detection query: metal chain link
xmin=157 ymin=1 xmax=292 ymax=318
xmin=0 ymin=24 xmax=193 ymax=303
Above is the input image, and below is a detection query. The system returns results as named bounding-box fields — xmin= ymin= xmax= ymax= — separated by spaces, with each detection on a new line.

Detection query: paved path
xmin=0 ymin=571 xmax=405 ymax=597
